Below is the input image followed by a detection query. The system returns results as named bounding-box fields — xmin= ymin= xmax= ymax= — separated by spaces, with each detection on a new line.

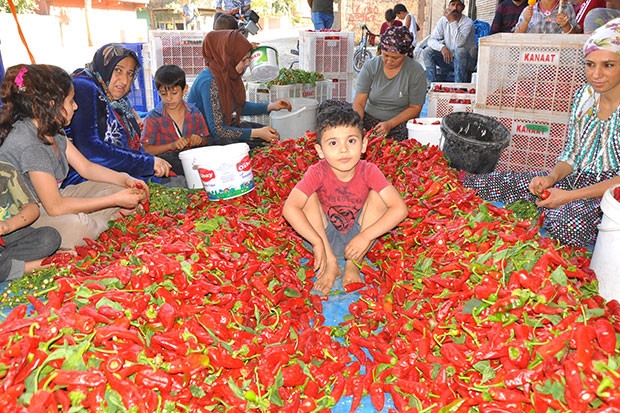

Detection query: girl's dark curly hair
xmin=0 ymin=64 xmax=73 ymax=146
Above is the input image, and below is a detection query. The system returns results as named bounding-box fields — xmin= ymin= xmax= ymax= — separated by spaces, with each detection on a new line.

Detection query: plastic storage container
xmin=270 ymin=98 xmax=319 ymax=140
xmin=476 ymin=107 xmax=569 ymax=173
xmin=427 ymin=83 xmax=475 ymax=118
xmin=475 ymin=33 xmax=589 ymax=116
xmin=298 ymin=30 xmax=355 ymax=73
xmin=590 ymin=184 xmax=620 ymax=303
xmin=440 ymin=112 xmax=511 ymax=174
xmin=407 ymin=118 xmax=443 ymax=147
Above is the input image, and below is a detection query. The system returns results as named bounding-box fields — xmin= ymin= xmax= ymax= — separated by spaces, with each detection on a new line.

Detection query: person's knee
xmin=36 ymin=227 xmax=62 ymax=256
xmin=454 ymin=47 xmax=469 ymax=60
xmin=359 ymin=190 xmax=387 ymax=228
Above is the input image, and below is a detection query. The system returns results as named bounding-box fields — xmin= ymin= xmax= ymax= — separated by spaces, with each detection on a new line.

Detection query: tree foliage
xmin=0 ymin=0 xmax=38 ymax=14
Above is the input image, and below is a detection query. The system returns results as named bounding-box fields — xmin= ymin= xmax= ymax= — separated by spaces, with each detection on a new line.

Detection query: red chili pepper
xmin=368 ymin=380 xmax=385 ymax=411
xmin=53 ymin=369 xmax=106 ymax=387
xmin=574 ymin=324 xmax=596 ymax=368
xmin=134 ymin=368 xmax=172 ymax=393
xmin=539 ymin=189 xmax=550 ymax=200
xmin=344 ymin=282 xmax=365 ymax=293
xmin=0 ymin=235 xmax=5 ymax=247
xmin=594 ymin=318 xmax=617 ymax=354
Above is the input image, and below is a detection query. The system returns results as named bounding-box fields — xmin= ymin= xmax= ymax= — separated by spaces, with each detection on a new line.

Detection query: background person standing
xmin=182 ymin=1 xmax=199 ymax=30
xmin=490 ymin=0 xmax=528 ymax=33
xmin=308 ymin=0 xmax=335 ymax=30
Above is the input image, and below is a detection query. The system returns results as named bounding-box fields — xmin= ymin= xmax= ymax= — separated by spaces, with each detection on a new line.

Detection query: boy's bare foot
xmin=313 ymin=260 xmax=342 ymax=295
xmin=342 ymin=260 xmax=363 ymax=289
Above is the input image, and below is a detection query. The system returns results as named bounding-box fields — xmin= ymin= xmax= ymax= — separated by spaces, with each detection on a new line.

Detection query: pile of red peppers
xmin=0 ymin=135 xmax=619 ymax=412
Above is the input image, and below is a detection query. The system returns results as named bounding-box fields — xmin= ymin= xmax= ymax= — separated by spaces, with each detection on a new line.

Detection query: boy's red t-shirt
xmin=295 ymin=159 xmax=390 ymax=233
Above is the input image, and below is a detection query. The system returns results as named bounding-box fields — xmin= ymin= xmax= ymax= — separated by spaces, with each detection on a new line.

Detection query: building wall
xmin=0 ymin=10 xmax=148 ymax=72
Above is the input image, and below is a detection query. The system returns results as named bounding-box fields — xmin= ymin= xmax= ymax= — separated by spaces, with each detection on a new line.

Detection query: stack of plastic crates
xmin=244 ymin=80 xmax=332 ymax=126
xmin=473 ymin=33 xmax=589 ymax=172
xmin=298 ymin=30 xmax=355 ymax=102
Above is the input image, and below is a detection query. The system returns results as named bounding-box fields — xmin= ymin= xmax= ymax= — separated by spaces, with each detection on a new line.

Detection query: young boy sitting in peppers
xmin=283 ymin=105 xmax=408 ymax=295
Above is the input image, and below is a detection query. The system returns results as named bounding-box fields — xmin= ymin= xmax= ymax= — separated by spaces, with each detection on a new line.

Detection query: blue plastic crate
xmin=122 ymin=42 xmax=149 ymax=113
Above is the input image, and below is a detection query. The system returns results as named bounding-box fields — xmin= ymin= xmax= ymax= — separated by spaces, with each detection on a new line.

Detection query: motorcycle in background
xmin=233 ymin=0 xmax=261 ymax=37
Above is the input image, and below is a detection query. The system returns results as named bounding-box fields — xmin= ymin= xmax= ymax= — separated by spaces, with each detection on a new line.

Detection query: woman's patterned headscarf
xmin=79 ymin=43 xmax=142 ymax=150
xmin=380 ymin=26 xmax=414 ymax=58
xmin=583 ymin=18 xmax=620 ymax=56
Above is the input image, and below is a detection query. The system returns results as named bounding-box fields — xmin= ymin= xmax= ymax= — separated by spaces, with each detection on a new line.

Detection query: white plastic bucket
xmin=407 ymin=118 xmax=443 ymax=148
xmin=250 ymin=46 xmax=279 ymax=82
xmin=179 ymin=147 xmax=213 ymax=189
xmin=191 ymin=143 xmax=254 ymax=200
xmin=270 ymin=98 xmax=319 ymax=140
xmin=591 ymin=184 xmax=620 ymax=303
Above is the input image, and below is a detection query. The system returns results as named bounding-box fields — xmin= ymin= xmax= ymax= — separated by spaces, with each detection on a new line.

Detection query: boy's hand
xmin=344 ymin=233 xmax=372 ymax=264
xmin=312 ymin=243 xmax=328 ymax=277
xmin=172 ymin=138 xmax=189 ymax=151
xmin=187 ymin=134 xmax=205 ymax=148
xmin=0 ymin=221 xmax=9 ymax=237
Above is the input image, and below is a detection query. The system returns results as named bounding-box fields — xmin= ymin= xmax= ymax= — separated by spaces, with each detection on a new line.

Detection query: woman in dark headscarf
xmin=65 ymin=43 xmax=173 ymax=187
xmin=187 ymin=30 xmax=291 ymax=149
xmin=352 ymin=25 xmax=427 ymax=141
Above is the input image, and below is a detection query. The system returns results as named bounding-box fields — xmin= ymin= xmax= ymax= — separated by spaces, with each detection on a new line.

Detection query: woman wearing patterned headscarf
xmin=352 ymin=25 xmax=427 ymax=141
xmin=463 ymin=18 xmax=620 ymax=247
xmin=65 ymin=43 xmax=174 ymax=187
xmin=187 ymin=30 xmax=291 ymax=149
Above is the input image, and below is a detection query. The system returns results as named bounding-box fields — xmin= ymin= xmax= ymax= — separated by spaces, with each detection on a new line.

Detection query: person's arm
xmin=352 ymin=93 xmax=368 ymax=120
xmin=514 ymin=6 xmax=533 ymax=33
xmin=282 ymin=187 xmax=330 ymax=276
xmin=69 ymin=76 xmax=156 ymax=179
xmin=0 ymin=203 xmax=39 ymax=236
xmin=29 ymin=167 xmax=146 ymax=217
xmin=490 ymin=6 xmax=504 ymax=34
xmin=427 ymin=18 xmax=447 ymax=51
xmin=454 ymin=18 xmax=475 ymax=48
xmin=65 ymin=140 xmax=149 ymax=194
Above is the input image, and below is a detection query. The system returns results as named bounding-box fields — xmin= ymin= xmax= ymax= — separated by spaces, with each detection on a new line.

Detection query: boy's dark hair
xmin=154 ymin=65 xmax=186 ymax=91
xmin=316 ymin=104 xmax=363 ymax=145
xmin=393 ymin=3 xmax=408 ymax=14
xmin=385 ymin=8 xmax=397 ymax=23
xmin=214 ymin=14 xmax=239 ymax=30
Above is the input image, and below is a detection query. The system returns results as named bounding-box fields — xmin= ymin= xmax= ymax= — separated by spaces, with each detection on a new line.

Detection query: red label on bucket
xmin=198 ymin=168 xmax=216 ymax=182
xmin=237 ymin=155 xmax=252 ymax=172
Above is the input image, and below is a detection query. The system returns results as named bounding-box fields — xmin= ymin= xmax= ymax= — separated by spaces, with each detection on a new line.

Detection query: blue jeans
xmin=422 ymin=47 xmax=477 ymax=84
xmin=311 ymin=12 xmax=334 ymax=30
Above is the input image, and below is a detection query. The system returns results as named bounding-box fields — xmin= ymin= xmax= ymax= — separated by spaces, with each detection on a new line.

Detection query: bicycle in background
xmin=353 ymin=24 xmax=376 ymax=73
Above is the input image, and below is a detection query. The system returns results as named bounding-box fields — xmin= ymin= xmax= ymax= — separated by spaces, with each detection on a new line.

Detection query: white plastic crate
xmin=149 ymin=30 xmax=206 ymax=78
xmin=299 ymin=31 xmax=355 ymax=73
xmin=324 ymin=72 xmax=355 ymax=102
xmin=246 ymin=81 xmax=332 ymax=103
xmin=475 ymin=33 xmax=589 ymax=116
xmin=244 ymin=80 xmax=332 ymax=125
xmin=427 ymin=83 xmax=475 ymax=118
xmin=475 ymin=107 xmax=570 ymax=173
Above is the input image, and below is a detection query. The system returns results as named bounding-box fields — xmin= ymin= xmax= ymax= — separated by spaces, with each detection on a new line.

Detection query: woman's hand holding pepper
xmin=125 ymin=176 xmax=150 ymax=199
xmin=153 ymin=157 xmax=172 ymax=177
xmin=528 ymin=175 xmax=554 ymax=198
xmin=255 ymin=126 xmax=280 ymax=143
xmin=373 ymin=121 xmax=393 ymax=137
